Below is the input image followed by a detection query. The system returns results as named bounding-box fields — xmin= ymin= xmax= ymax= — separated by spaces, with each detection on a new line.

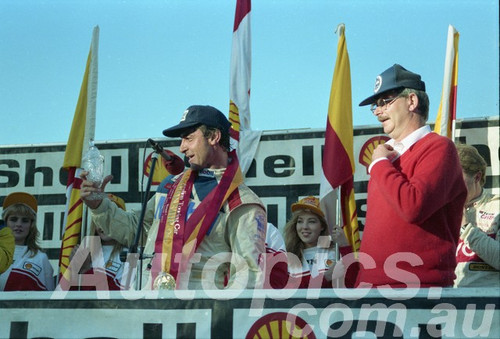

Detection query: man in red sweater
xmin=356 ymin=64 xmax=467 ymax=288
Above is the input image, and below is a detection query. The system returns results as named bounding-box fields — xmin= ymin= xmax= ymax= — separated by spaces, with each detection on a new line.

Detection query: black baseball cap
xmin=162 ymin=105 xmax=231 ymax=137
xmin=359 ymin=64 xmax=426 ymax=106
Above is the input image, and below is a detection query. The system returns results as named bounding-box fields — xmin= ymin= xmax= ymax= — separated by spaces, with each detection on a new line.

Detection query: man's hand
xmin=372 ymin=143 xmax=399 ymax=162
xmin=80 ymin=170 xmax=113 ymax=209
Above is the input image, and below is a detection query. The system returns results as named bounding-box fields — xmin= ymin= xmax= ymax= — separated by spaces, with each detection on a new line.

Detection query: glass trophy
xmin=82 ymin=139 xmax=105 ymax=200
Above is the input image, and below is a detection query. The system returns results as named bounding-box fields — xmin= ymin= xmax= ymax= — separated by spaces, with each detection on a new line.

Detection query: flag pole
xmin=334 ymin=24 xmax=345 ymax=253
xmin=333 ymin=23 xmax=345 ymax=288
xmin=334 ymin=24 xmax=344 ymax=248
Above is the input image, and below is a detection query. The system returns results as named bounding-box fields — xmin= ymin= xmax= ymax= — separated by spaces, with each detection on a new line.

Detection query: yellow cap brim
xmin=3 ymin=192 xmax=38 ymax=213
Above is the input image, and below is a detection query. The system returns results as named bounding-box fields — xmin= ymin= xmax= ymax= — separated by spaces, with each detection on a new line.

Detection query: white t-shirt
xmin=0 ymin=245 xmax=54 ymax=291
xmin=288 ymin=246 xmax=336 ymax=278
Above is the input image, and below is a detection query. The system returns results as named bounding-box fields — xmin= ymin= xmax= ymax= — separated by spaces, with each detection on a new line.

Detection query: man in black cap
xmin=355 ymin=64 xmax=467 ymax=288
xmin=80 ymin=105 xmax=267 ymax=290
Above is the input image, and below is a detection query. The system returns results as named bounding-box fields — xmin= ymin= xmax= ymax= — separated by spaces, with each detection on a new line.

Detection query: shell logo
xmin=246 ymin=312 xmax=316 ymax=339
xmin=229 ymin=100 xmax=241 ymax=142
xmin=358 ymin=135 xmax=390 ymax=173
xmin=229 ymin=100 xmax=241 ymax=133
xmin=143 ymin=152 xmax=178 ymax=185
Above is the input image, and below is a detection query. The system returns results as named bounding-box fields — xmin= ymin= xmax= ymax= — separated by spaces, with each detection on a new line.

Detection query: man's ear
xmin=408 ymin=92 xmax=419 ymax=112
xmin=208 ymin=129 xmax=222 ymax=146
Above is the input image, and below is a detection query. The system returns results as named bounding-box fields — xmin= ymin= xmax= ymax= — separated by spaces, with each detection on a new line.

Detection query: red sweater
xmin=356 ymin=133 xmax=466 ymax=288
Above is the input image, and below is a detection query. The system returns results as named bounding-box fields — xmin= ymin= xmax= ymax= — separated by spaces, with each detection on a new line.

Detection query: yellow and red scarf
xmin=151 ymin=151 xmax=244 ymax=288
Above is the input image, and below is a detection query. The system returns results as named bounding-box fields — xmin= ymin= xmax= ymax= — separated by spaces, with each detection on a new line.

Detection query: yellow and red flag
xmin=434 ymin=25 xmax=459 ymax=139
xmin=319 ymin=24 xmax=360 ymax=254
xmin=58 ymin=26 xmax=99 ymax=279
xmin=228 ymin=0 xmax=261 ymax=175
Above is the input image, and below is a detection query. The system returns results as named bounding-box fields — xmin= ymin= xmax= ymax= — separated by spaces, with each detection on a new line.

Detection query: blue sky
xmin=1 ymin=0 xmax=498 ymax=146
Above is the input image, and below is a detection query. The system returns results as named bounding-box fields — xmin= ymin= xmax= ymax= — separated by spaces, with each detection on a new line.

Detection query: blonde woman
xmin=0 ymin=192 xmax=54 ymax=291
xmin=284 ymin=196 xmax=349 ymax=288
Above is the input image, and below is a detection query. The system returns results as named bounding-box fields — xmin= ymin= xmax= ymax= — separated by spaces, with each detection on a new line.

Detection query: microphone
xmin=147 ymin=138 xmax=185 ymax=175
xmin=148 ymin=138 xmax=172 ymax=161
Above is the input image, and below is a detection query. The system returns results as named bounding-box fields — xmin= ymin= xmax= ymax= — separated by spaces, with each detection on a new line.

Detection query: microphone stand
xmin=121 ymin=151 xmax=159 ymax=289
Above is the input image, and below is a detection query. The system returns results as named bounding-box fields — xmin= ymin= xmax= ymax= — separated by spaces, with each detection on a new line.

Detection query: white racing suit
xmin=92 ymin=167 xmax=267 ymax=290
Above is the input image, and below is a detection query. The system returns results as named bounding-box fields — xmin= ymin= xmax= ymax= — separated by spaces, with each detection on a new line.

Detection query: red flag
xmin=58 ymin=26 xmax=99 ymax=280
xmin=228 ymin=0 xmax=261 ymax=175
xmin=319 ymin=24 xmax=360 ymax=254
xmin=434 ymin=25 xmax=459 ymax=139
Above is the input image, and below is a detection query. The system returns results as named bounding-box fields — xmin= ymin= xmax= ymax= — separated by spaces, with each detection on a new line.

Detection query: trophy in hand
xmin=82 ymin=139 xmax=105 ymax=200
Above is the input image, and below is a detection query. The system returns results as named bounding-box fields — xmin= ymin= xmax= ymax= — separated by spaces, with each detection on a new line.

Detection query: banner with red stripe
xmin=228 ymin=0 xmax=262 ymax=175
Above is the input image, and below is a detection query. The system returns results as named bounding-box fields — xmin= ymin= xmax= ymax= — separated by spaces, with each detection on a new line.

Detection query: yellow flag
xmin=319 ymin=24 xmax=360 ymax=255
xmin=58 ymin=26 xmax=99 ymax=279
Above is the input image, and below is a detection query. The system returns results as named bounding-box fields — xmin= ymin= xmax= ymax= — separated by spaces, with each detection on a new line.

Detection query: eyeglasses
xmin=370 ymin=95 xmax=402 ymax=113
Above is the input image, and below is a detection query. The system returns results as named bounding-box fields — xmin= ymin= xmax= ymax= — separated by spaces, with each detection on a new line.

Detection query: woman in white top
xmin=454 ymin=144 xmax=499 ymax=287
xmin=0 ymin=192 xmax=54 ymax=291
xmin=283 ymin=196 xmax=349 ymax=289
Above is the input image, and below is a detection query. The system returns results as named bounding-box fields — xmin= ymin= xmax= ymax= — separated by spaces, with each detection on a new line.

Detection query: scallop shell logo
xmin=229 ymin=100 xmax=241 ymax=133
xmin=144 ymin=152 xmax=180 ymax=185
xmin=325 ymin=258 xmax=334 ymax=268
xmin=359 ymin=136 xmax=391 ymax=173
xmin=246 ymin=312 xmax=316 ymax=339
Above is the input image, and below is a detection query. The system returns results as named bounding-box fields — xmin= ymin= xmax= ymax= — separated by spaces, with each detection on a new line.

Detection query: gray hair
xmin=400 ymin=88 xmax=429 ymax=121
